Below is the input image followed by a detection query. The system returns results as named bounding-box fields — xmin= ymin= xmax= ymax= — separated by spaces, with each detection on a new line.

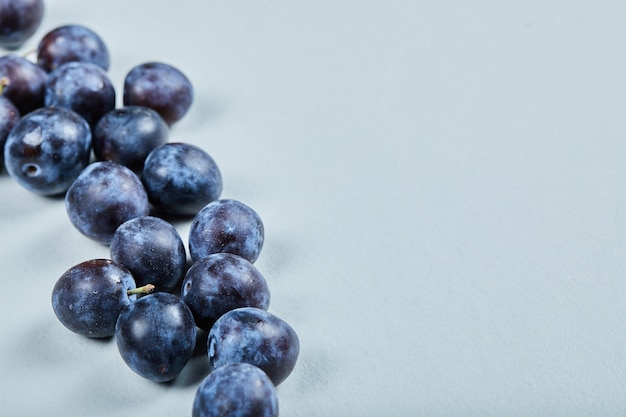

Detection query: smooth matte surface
xmin=2 ymin=1 xmax=626 ymax=416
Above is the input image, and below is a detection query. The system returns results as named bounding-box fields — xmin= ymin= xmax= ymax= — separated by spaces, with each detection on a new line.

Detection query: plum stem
xmin=0 ymin=77 xmax=8 ymax=94
xmin=127 ymin=284 xmax=155 ymax=296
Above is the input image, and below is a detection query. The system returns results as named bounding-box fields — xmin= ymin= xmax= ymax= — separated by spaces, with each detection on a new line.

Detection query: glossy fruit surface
xmin=182 ymin=253 xmax=270 ymax=331
xmin=123 ymin=62 xmax=193 ymax=125
xmin=4 ymin=106 xmax=91 ymax=195
xmin=0 ymin=93 xmax=20 ymax=168
xmin=45 ymin=61 xmax=115 ymax=127
xmin=192 ymin=363 xmax=279 ymax=417
xmin=0 ymin=54 xmax=46 ymax=114
xmin=0 ymin=0 xmax=44 ymax=50
xmin=208 ymin=307 xmax=300 ymax=386
xmin=115 ymin=292 xmax=196 ymax=382
xmin=65 ymin=161 xmax=150 ymax=244
xmin=37 ymin=24 xmax=110 ymax=72
xmin=110 ymin=216 xmax=186 ymax=292
xmin=142 ymin=142 xmax=222 ymax=216
xmin=189 ymin=199 xmax=264 ymax=263
xmin=51 ymin=259 xmax=137 ymax=338
xmin=93 ymin=106 xmax=168 ymax=172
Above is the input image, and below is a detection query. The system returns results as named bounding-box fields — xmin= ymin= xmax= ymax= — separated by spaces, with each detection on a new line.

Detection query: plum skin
xmin=192 ymin=363 xmax=279 ymax=417
xmin=51 ymin=259 xmax=137 ymax=338
xmin=208 ymin=307 xmax=300 ymax=386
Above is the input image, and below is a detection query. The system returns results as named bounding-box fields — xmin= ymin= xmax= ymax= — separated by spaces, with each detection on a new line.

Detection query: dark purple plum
xmin=51 ymin=259 xmax=138 ymax=338
xmin=37 ymin=24 xmax=110 ymax=72
xmin=0 ymin=0 xmax=44 ymax=50
xmin=189 ymin=199 xmax=264 ymax=263
xmin=142 ymin=142 xmax=222 ymax=216
xmin=93 ymin=106 xmax=169 ymax=172
xmin=4 ymin=106 xmax=91 ymax=195
xmin=0 ymin=54 xmax=46 ymax=114
xmin=115 ymin=292 xmax=196 ymax=382
xmin=110 ymin=216 xmax=186 ymax=292
xmin=208 ymin=307 xmax=299 ymax=386
xmin=0 ymin=80 xmax=20 ymax=168
xmin=192 ymin=363 xmax=279 ymax=417
xmin=182 ymin=253 xmax=270 ymax=331
xmin=45 ymin=61 xmax=115 ymax=127
xmin=65 ymin=161 xmax=150 ymax=244
xmin=123 ymin=62 xmax=193 ymax=125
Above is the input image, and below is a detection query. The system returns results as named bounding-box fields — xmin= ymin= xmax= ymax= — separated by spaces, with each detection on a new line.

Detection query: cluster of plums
xmin=1 ymin=1 xmax=298 ymax=416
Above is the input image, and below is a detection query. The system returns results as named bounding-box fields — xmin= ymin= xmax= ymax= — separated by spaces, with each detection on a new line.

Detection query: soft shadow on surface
xmin=166 ymin=328 xmax=212 ymax=389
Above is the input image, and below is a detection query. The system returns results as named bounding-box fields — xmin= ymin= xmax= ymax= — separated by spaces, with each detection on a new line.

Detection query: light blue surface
xmin=2 ymin=1 xmax=626 ymax=416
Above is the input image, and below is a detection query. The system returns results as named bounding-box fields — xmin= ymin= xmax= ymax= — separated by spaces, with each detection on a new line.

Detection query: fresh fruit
xmin=36 ymin=24 xmax=110 ymax=72
xmin=192 ymin=363 xmax=279 ymax=417
xmin=93 ymin=106 xmax=169 ymax=172
xmin=115 ymin=292 xmax=196 ymax=382
xmin=0 ymin=54 xmax=46 ymax=114
xmin=181 ymin=253 xmax=271 ymax=331
xmin=123 ymin=62 xmax=193 ymax=125
xmin=208 ymin=307 xmax=300 ymax=386
xmin=65 ymin=161 xmax=150 ymax=244
xmin=51 ymin=259 xmax=140 ymax=338
xmin=4 ymin=106 xmax=91 ymax=195
xmin=45 ymin=61 xmax=115 ymax=127
xmin=0 ymin=77 xmax=20 ymax=168
xmin=110 ymin=216 xmax=186 ymax=292
xmin=0 ymin=0 xmax=44 ymax=50
xmin=189 ymin=199 xmax=264 ymax=263
xmin=142 ymin=142 xmax=222 ymax=216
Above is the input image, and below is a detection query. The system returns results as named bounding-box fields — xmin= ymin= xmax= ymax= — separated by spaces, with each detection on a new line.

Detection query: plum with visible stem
xmin=51 ymin=258 xmax=155 ymax=338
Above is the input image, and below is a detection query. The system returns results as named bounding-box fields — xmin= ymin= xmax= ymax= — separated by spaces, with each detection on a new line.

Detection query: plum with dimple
xmin=208 ymin=307 xmax=299 ymax=386
xmin=4 ymin=106 xmax=91 ymax=196
xmin=192 ymin=363 xmax=279 ymax=417
xmin=65 ymin=161 xmax=150 ymax=244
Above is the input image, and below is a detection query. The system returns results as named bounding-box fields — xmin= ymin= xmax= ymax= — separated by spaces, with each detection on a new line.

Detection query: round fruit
xmin=0 ymin=0 xmax=44 ymax=50
xmin=208 ymin=307 xmax=300 ymax=386
xmin=189 ymin=199 xmax=264 ymax=263
xmin=65 ymin=161 xmax=150 ymax=244
xmin=0 ymin=54 xmax=46 ymax=114
xmin=123 ymin=62 xmax=193 ymax=125
xmin=93 ymin=106 xmax=169 ymax=172
xmin=37 ymin=24 xmax=110 ymax=72
xmin=51 ymin=259 xmax=137 ymax=338
xmin=110 ymin=216 xmax=186 ymax=292
xmin=181 ymin=253 xmax=271 ymax=331
xmin=115 ymin=292 xmax=196 ymax=382
xmin=4 ymin=106 xmax=91 ymax=196
xmin=45 ymin=61 xmax=115 ymax=127
xmin=142 ymin=142 xmax=222 ymax=216
xmin=192 ymin=363 xmax=279 ymax=417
